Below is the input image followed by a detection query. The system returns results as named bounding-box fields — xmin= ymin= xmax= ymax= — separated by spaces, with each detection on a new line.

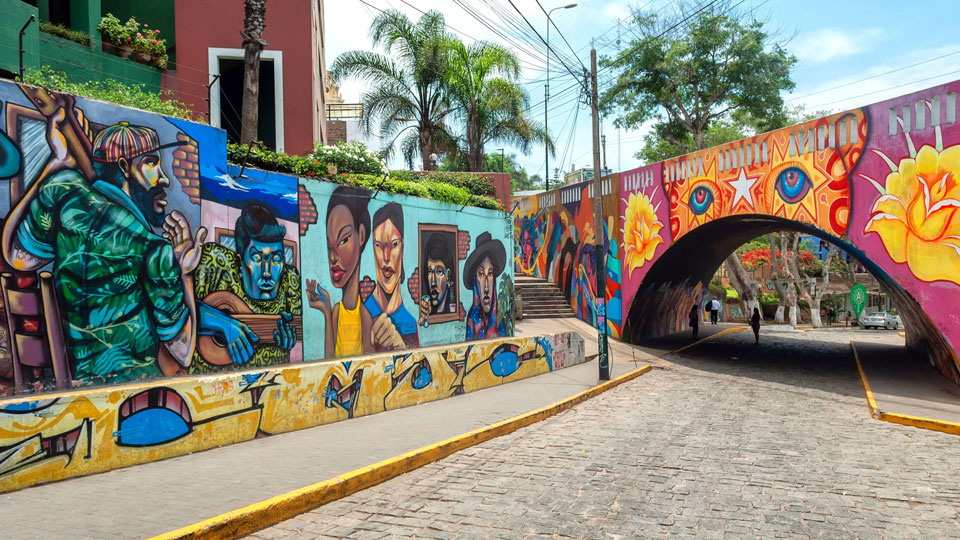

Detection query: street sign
xmin=850 ymin=284 xmax=867 ymax=317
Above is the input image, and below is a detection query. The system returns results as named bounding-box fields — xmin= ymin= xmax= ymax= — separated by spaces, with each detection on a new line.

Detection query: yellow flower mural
xmin=864 ymin=144 xmax=960 ymax=284
xmin=623 ymin=190 xmax=664 ymax=276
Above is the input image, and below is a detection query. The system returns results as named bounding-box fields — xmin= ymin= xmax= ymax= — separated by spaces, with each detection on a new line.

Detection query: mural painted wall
xmin=512 ymin=176 xmax=623 ymax=338
xmin=0 ymin=78 xmax=513 ymax=397
xmin=516 ymin=79 xmax=960 ymax=384
xmin=0 ymin=332 xmax=584 ymax=492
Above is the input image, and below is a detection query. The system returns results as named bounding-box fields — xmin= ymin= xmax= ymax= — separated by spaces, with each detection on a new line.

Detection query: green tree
xmin=331 ymin=9 xmax=454 ymax=170
xmin=446 ymin=40 xmax=554 ymax=172
xmin=600 ymin=1 xmax=797 ymax=316
xmin=438 ymin=152 xmax=543 ymax=192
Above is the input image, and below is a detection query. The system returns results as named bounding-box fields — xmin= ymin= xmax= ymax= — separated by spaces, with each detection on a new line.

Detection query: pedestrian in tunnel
xmin=750 ymin=307 xmax=762 ymax=345
xmin=710 ymin=297 xmax=720 ymax=325
xmin=689 ymin=304 xmax=700 ymax=340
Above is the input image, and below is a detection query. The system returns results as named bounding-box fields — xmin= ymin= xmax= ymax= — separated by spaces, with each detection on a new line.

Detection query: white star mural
xmin=729 ymin=168 xmax=759 ymax=209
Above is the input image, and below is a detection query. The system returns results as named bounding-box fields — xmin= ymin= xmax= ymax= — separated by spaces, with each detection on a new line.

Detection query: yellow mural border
xmin=147 ymin=364 xmax=654 ymax=540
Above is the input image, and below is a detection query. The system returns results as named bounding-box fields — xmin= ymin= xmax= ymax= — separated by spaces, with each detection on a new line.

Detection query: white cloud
xmin=791 ymin=27 xmax=883 ymax=65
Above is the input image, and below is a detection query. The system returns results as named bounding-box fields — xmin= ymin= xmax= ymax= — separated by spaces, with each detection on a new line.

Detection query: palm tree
xmin=446 ymin=41 xmax=553 ymax=172
xmin=240 ymin=0 xmax=267 ymax=145
xmin=330 ymin=9 xmax=454 ymax=170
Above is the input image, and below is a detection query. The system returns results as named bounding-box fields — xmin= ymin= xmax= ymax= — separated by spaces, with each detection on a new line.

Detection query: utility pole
xmin=588 ymin=47 xmax=610 ymax=380
xmin=544 ymin=84 xmax=549 ymax=191
xmin=601 ymin=134 xmax=607 ymax=171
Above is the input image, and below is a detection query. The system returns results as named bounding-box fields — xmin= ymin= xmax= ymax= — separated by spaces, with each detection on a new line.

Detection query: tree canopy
xmin=599 ymin=2 xmax=796 ymax=154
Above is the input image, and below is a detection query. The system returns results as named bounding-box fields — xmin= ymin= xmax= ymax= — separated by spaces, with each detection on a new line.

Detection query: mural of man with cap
xmin=464 ymin=232 xmax=508 ymax=341
xmin=1 ymin=113 xmax=204 ymax=384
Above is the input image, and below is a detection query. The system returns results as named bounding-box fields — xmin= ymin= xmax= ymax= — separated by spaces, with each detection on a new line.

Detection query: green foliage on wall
xmin=22 ymin=66 xmax=199 ymax=121
xmin=39 ymin=22 xmax=91 ymax=46
xmin=226 ymin=143 xmax=504 ymax=211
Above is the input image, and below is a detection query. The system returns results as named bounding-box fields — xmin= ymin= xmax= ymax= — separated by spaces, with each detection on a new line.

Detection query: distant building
xmin=323 ymin=73 xmax=384 ymax=151
xmin=0 ymin=0 xmax=331 ymax=154
xmin=564 ymin=166 xmax=612 ymax=186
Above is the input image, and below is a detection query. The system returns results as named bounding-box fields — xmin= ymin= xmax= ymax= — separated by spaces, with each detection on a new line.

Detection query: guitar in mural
xmin=159 ymin=291 xmax=303 ymax=376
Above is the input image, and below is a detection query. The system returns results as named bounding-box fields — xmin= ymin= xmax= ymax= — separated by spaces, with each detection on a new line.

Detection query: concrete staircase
xmin=516 ymin=275 xmax=574 ymax=319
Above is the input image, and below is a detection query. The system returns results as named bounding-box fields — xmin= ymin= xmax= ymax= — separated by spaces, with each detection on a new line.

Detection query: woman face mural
xmin=326 ymin=204 xmax=364 ymax=288
xmin=306 ymin=186 xmax=373 ymax=358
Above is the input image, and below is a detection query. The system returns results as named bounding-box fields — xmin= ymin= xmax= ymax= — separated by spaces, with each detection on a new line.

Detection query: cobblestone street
xmin=248 ymin=329 xmax=960 ymax=539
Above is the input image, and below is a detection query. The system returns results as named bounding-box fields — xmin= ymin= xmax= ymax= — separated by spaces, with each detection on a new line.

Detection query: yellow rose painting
xmin=622 ymin=189 xmax=664 ymax=276
xmin=864 ymin=143 xmax=960 ymax=284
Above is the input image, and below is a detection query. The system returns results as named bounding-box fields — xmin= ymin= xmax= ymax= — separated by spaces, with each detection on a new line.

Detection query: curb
xmin=148 ymin=364 xmax=654 ymax=540
xmin=670 ymin=326 xmax=748 ymax=355
xmin=851 ymin=340 xmax=960 ymax=436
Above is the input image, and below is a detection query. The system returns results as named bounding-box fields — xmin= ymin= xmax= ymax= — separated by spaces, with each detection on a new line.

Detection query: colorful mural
xmin=299 ymin=182 xmax=514 ymax=361
xmin=0 ymin=78 xmax=514 ymax=397
xmin=0 ymin=331 xmax=584 ymax=492
xmin=512 ymin=177 xmax=623 ymax=338
xmin=514 ymin=79 xmax=960 ymax=384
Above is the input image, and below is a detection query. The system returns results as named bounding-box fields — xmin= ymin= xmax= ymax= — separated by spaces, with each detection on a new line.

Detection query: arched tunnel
xmin=622 ymin=215 xmax=958 ymax=383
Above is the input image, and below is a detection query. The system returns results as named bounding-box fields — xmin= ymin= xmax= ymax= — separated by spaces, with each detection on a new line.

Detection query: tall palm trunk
xmin=466 ymin=106 xmax=484 ymax=172
xmin=419 ymin=124 xmax=434 ymax=171
xmin=241 ymin=0 xmax=267 ymax=146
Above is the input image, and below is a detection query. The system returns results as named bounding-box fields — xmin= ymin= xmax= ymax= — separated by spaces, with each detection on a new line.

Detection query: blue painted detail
xmin=411 ymin=364 xmax=432 ymax=389
xmin=688 ymin=186 xmax=714 ymax=215
xmin=1 ymin=401 xmax=40 ymax=412
xmin=116 ymin=408 xmax=191 ymax=446
xmin=775 ymin=166 xmax=813 ymax=204
xmin=240 ymin=372 xmax=265 ymax=387
xmin=384 ymin=364 xmax=394 ymax=373
xmin=490 ymin=350 xmax=520 ymax=377
xmin=536 ymin=337 xmax=553 ymax=371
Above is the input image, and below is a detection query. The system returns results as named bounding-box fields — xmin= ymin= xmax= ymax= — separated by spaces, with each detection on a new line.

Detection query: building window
xmin=208 ymin=48 xmax=285 ymax=151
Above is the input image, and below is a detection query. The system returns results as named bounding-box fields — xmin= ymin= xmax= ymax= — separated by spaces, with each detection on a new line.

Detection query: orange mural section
xmin=663 ymin=109 xmax=869 ymax=239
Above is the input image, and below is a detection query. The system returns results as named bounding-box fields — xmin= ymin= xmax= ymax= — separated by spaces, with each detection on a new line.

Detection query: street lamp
xmin=545 ymin=3 xmax=576 ymax=192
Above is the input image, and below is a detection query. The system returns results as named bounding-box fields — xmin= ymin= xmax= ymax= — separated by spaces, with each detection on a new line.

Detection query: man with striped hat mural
xmin=1 ymin=113 xmax=205 ymax=385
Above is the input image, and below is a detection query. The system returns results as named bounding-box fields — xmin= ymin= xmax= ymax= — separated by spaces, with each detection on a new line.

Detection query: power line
xmin=788 ymin=49 xmax=960 ymax=103
xmin=504 ymin=0 xmax=585 ymax=87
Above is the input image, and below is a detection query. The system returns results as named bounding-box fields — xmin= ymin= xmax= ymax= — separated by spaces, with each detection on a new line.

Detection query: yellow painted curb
xmin=671 ymin=326 xmax=748 ymax=355
xmin=850 ymin=340 xmax=879 ymax=417
xmin=851 ymin=341 xmax=960 ymax=436
xmin=148 ymin=364 xmax=654 ymax=540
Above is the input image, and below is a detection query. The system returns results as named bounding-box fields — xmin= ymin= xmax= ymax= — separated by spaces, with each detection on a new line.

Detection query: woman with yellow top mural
xmin=306 ymin=185 xmax=374 ymax=357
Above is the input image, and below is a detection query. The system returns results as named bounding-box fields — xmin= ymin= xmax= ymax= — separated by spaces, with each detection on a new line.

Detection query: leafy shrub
xmin=226 ymin=143 xmax=504 ymax=211
xmin=23 ymin=67 xmax=201 ymax=122
xmin=389 ymin=170 xmax=495 ymax=197
xmin=39 ymin=22 xmax=91 ymax=46
xmin=308 ymin=141 xmax=386 ymax=176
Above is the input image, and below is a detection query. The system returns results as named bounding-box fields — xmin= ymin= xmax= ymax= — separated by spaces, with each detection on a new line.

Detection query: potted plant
xmin=132 ymin=31 xmax=152 ymax=64
xmin=96 ymin=13 xmax=122 ymax=53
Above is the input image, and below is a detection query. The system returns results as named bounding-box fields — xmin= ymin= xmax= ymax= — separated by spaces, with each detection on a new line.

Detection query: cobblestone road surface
xmin=248 ymin=329 xmax=960 ymax=539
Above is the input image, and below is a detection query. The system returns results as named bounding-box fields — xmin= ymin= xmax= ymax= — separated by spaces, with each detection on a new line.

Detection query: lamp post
xmin=545 ymin=3 xmax=576 ymax=192
xmin=498 ymin=148 xmax=505 ymax=172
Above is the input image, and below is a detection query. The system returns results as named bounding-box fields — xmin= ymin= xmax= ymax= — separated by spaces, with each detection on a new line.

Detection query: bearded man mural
xmin=464 ymin=232 xmax=507 ymax=341
xmin=1 ymin=117 xmax=203 ymax=383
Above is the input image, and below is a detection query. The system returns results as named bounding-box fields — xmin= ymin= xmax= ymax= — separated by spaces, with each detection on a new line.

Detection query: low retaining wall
xmin=0 ymin=332 xmax=584 ymax=493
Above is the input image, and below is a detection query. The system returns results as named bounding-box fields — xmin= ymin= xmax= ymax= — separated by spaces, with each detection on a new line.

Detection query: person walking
xmin=710 ymin=297 xmax=720 ymax=325
xmin=689 ymin=304 xmax=700 ymax=340
xmin=750 ymin=307 xmax=762 ymax=345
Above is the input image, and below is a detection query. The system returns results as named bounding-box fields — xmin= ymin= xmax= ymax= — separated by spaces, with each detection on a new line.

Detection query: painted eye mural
xmin=774 ymin=165 xmax=814 ymax=204
xmin=688 ymin=183 xmax=716 ymax=215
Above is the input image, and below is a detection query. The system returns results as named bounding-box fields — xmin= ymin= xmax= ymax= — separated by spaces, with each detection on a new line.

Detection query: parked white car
xmin=860 ymin=312 xmax=902 ymax=330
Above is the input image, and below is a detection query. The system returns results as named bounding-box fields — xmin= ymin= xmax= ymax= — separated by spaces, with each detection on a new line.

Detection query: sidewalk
xmin=855 ymin=340 xmax=960 ymax=424
xmin=0 ymin=321 xmax=659 ymax=540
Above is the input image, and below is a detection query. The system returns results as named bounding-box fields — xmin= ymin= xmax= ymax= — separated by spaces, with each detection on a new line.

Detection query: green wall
xmin=0 ymin=0 xmax=161 ymax=90
xmin=0 ymin=0 xmax=39 ymax=77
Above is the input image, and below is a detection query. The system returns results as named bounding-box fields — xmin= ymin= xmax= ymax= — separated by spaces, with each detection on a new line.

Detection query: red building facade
xmin=163 ymin=0 xmax=328 ymax=154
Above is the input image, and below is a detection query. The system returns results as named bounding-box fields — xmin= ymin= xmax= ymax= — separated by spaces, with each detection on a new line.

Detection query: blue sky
xmin=325 ymin=0 xmax=960 ymax=179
